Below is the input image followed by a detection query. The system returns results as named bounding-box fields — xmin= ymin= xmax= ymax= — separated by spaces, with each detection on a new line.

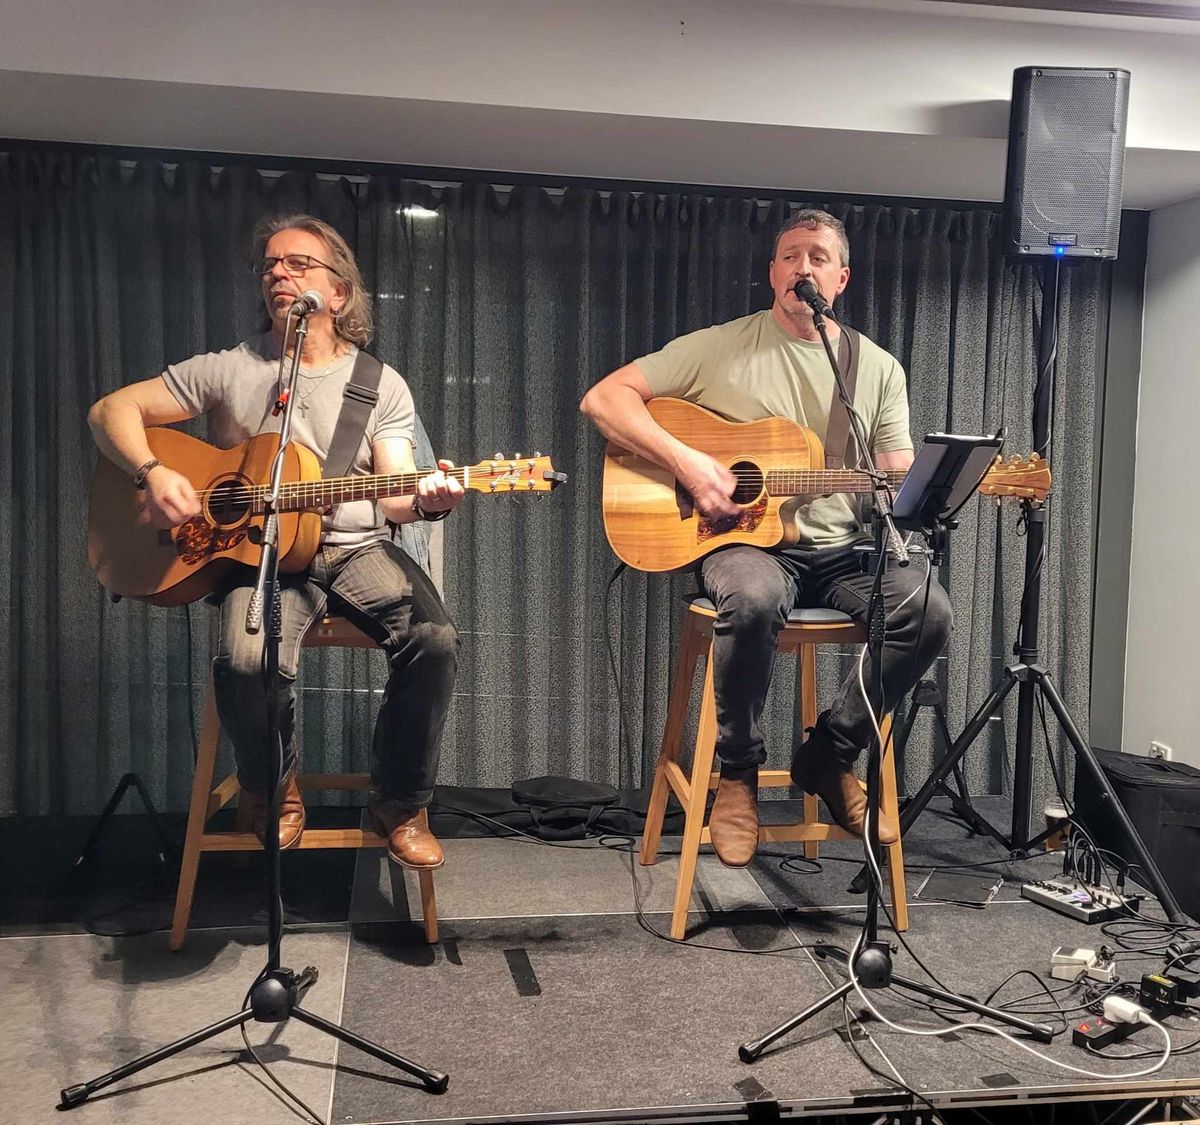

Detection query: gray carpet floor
xmin=5 ymin=797 xmax=1199 ymax=1125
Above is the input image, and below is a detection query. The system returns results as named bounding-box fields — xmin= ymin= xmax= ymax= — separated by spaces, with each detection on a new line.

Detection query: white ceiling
xmin=2 ymin=0 xmax=1199 ymax=209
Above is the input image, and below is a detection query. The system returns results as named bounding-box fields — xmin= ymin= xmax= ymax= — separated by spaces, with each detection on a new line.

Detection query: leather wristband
xmin=133 ymin=458 xmax=162 ymax=490
xmin=412 ymin=495 xmax=450 ymax=522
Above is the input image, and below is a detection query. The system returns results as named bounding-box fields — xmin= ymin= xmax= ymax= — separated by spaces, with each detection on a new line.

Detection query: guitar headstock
xmin=465 ymin=453 xmax=567 ymax=494
xmin=980 ymin=453 xmax=1052 ymax=505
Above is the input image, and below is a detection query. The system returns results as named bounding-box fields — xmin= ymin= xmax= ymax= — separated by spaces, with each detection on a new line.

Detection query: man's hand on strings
xmin=676 ymin=448 xmax=739 ymax=522
xmin=138 ymin=466 xmax=201 ymax=528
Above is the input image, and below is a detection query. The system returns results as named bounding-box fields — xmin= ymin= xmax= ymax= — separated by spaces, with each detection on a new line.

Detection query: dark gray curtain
xmin=0 ymin=150 xmax=1103 ymax=815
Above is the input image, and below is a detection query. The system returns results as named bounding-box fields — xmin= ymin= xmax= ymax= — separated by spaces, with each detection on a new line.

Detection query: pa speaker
xmin=1002 ymin=66 xmax=1130 ymax=260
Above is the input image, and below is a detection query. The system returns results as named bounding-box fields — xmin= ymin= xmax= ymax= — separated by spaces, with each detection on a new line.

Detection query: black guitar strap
xmin=324 ymin=349 xmax=384 ymax=479
xmin=822 ymin=326 xmax=860 ymax=470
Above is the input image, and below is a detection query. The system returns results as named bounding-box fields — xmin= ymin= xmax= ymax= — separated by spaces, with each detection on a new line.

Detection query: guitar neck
xmin=766 ymin=468 xmax=907 ymax=496
xmin=263 ymin=470 xmax=464 ymax=513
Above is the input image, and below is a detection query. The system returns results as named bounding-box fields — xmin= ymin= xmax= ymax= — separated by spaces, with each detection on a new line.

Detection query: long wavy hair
xmin=251 ymin=214 xmax=374 ymax=348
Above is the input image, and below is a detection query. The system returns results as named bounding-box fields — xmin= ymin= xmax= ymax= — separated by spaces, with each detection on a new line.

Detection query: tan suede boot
xmin=708 ymin=765 xmax=760 ymax=867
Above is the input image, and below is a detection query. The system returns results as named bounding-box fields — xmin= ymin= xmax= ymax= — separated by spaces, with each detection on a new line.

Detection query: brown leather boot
xmin=791 ymin=745 xmax=898 ymax=845
xmin=367 ymin=799 xmax=445 ymax=870
xmin=240 ymin=774 xmax=306 ymax=850
xmin=708 ymin=765 xmax=760 ymax=867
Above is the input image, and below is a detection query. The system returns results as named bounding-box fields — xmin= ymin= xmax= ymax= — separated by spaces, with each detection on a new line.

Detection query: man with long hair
xmin=89 ymin=214 xmax=460 ymax=869
xmin=581 ymin=209 xmax=952 ymax=868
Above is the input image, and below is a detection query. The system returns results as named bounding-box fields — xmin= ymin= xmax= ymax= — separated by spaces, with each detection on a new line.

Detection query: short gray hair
xmin=773 ymin=208 xmax=850 ymax=267
xmin=252 ymin=214 xmax=374 ymax=348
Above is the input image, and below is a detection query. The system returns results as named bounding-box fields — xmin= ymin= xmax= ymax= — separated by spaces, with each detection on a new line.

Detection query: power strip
xmin=1021 ymin=877 xmax=1143 ymax=924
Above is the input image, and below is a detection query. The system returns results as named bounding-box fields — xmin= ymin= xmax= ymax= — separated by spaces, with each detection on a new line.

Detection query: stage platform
xmin=4 ymin=794 xmax=1199 ymax=1124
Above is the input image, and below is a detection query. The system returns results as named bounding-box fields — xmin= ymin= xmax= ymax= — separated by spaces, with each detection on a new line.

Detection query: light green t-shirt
xmin=634 ymin=310 xmax=912 ymax=548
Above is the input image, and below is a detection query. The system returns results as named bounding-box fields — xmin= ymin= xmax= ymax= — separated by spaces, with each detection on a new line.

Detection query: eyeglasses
xmin=252 ymin=254 xmax=341 ymax=277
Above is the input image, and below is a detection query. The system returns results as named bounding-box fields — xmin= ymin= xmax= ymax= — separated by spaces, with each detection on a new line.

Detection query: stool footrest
xmin=198 ymin=828 xmax=389 ymax=851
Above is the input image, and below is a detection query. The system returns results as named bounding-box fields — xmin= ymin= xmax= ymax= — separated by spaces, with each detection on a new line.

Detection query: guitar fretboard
xmin=248 ymin=469 xmax=470 ymax=513
xmin=763 ymin=469 xmax=906 ymax=496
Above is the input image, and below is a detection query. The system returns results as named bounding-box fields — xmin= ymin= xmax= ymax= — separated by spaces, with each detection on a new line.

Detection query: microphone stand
xmin=60 ymin=308 xmax=448 ymax=1109
xmin=739 ymin=285 xmax=1054 ymax=1062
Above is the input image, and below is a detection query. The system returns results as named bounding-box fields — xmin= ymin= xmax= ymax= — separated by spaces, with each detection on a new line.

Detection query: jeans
xmin=211 ymin=538 xmax=459 ymax=809
xmin=698 ymin=543 xmax=953 ymax=769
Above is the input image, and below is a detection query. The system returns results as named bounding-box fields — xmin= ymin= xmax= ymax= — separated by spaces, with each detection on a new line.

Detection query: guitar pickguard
xmin=174 ymin=517 xmax=248 ymax=565
xmin=697 ymin=495 xmax=768 ymax=543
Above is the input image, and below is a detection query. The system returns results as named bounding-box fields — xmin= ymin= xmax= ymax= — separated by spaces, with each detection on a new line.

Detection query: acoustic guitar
xmin=602 ymin=398 xmax=1051 ymax=573
xmin=88 ymin=427 xmax=566 ymax=605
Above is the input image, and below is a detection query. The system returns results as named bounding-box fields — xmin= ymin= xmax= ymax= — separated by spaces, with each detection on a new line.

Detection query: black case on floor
xmin=1074 ymin=748 xmax=1200 ymax=922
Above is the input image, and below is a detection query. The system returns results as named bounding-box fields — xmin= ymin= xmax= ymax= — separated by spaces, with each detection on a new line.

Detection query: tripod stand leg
xmin=897 ymin=675 xmax=1016 ymax=836
xmin=1036 ymin=674 xmax=1185 ymax=922
xmin=890 ymin=973 xmax=1054 ymax=1042
xmin=739 ymin=980 xmax=855 ymax=1062
xmin=813 ymin=947 xmax=1056 ymax=1043
xmin=60 ymin=1008 xmax=254 ymax=1108
xmin=73 ymin=772 xmax=178 ymax=869
xmin=127 ymin=772 xmax=178 ymax=864
xmin=290 ymin=1005 xmax=449 ymax=1093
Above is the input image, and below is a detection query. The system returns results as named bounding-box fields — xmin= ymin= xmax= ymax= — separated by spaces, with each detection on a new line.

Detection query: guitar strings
xmin=189 ymin=466 xmax=877 ymax=501
xmin=188 ymin=466 xmax=478 ymax=503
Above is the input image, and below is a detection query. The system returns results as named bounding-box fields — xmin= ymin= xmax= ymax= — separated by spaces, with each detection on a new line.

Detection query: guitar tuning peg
xmin=534 ymin=450 xmax=542 ymax=458
xmin=493 ymin=452 xmax=503 ymax=460
xmin=514 ymin=453 xmax=523 ymax=460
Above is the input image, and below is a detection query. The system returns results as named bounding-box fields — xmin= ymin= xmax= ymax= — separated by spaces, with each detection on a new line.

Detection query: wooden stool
xmin=169 ymin=615 xmax=438 ymax=951
xmin=640 ymin=596 xmax=908 ymax=940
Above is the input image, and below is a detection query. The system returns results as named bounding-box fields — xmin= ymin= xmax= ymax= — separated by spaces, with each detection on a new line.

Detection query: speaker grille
xmin=1003 ymin=67 xmax=1130 ymax=259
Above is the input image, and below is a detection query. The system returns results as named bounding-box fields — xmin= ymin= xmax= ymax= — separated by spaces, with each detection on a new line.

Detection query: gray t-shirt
xmin=635 ymin=310 xmax=912 ymax=549
xmin=162 ymin=333 xmax=415 ymax=548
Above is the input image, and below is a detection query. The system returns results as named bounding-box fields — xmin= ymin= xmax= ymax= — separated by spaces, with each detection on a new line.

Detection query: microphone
xmin=794 ymin=278 xmax=832 ymax=316
xmin=290 ymin=289 xmax=325 ymax=317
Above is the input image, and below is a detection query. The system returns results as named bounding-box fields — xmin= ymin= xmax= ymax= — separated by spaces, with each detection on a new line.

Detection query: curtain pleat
xmin=0 ymin=150 xmax=1105 ymax=815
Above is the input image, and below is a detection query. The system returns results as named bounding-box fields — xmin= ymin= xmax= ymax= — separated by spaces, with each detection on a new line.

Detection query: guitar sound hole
xmin=729 ymin=461 xmax=763 ymax=504
xmin=207 ymin=476 xmax=251 ymax=528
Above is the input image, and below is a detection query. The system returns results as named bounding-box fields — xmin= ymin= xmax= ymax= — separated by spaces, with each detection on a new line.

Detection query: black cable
xmin=604 ymin=832 xmax=827 ymax=956
xmin=1037 ymin=688 xmax=1073 ymax=815
xmin=433 ymin=798 xmax=820 ymax=955
xmin=602 ymin=561 xmax=632 ymax=772
xmin=431 ymin=800 xmax=633 ymax=851
xmin=184 ymin=601 xmax=199 ymax=764
xmin=978 ymin=969 xmax=1071 ymax=1035
xmin=81 ymin=876 xmax=173 ymax=938
xmin=238 ymin=975 xmax=326 ymax=1125
xmin=839 ymin=997 xmax=946 ymax=1120
xmin=769 ymin=847 xmax=1064 ymax=875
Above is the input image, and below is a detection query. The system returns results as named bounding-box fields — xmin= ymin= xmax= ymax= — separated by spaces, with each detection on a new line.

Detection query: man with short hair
xmin=580 ymin=209 xmax=953 ymax=867
xmin=88 ymin=214 xmax=461 ymax=869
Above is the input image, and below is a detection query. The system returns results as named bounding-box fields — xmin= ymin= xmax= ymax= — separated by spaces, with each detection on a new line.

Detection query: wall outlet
xmin=1149 ymin=741 xmax=1173 ymax=761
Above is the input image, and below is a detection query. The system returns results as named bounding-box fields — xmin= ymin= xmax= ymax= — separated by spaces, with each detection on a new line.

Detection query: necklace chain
xmin=294 ymin=358 xmax=338 ymax=413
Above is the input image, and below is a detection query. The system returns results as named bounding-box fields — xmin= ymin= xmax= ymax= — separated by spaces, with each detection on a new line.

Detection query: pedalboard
xmin=1021 ymin=877 xmax=1142 ymax=924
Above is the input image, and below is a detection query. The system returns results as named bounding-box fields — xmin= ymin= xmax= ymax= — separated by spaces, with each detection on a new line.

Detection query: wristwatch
xmin=412 ymin=495 xmax=450 ymax=522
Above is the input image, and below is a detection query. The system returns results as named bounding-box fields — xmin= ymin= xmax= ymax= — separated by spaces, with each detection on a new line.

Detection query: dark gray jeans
xmin=212 ymin=538 xmax=459 ymax=809
xmin=698 ymin=544 xmax=953 ymax=769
